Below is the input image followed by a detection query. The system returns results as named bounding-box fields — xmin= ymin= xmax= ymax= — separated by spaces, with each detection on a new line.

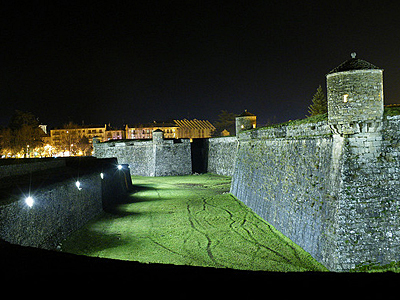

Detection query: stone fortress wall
xmin=230 ymin=55 xmax=400 ymax=271
xmin=93 ymin=55 xmax=400 ymax=271
xmin=93 ymin=131 xmax=192 ymax=177
xmin=0 ymin=157 xmax=132 ymax=249
xmin=230 ymin=114 xmax=400 ymax=271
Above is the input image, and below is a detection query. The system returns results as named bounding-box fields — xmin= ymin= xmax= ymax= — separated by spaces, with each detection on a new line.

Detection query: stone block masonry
xmin=206 ymin=136 xmax=238 ymax=176
xmin=333 ymin=116 xmax=400 ymax=270
xmin=0 ymin=158 xmax=66 ymax=179
xmin=229 ymin=116 xmax=400 ymax=271
xmin=91 ymin=55 xmax=400 ymax=271
xmin=93 ymin=116 xmax=400 ymax=271
xmin=93 ymin=133 xmax=192 ymax=176
xmin=229 ymin=56 xmax=400 ymax=271
xmin=230 ymin=121 xmax=340 ymax=269
xmin=0 ymin=157 xmax=132 ymax=249
xmin=327 ymin=70 xmax=383 ymax=125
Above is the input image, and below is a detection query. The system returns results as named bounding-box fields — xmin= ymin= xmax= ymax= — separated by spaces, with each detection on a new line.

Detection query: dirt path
xmin=61 ymin=174 xmax=327 ymax=272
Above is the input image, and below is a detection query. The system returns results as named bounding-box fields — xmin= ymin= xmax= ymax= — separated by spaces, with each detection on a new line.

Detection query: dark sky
xmin=2 ymin=1 xmax=400 ymax=129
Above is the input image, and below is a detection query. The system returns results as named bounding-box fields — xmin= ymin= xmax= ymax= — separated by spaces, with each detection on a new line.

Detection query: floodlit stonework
xmin=94 ymin=55 xmax=400 ymax=271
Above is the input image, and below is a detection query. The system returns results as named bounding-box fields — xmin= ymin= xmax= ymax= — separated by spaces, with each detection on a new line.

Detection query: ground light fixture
xmin=25 ymin=196 xmax=34 ymax=208
xmin=75 ymin=181 xmax=82 ymax=190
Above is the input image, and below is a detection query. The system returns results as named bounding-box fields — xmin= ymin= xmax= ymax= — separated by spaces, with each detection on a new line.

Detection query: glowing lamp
xmin=100 ymin=173 xmax=104 ymax=179
xmin=75 ymin=181 xmax=82 ymax=190
xmin=117 ymin=165 xmax=123 ymax=170
xmin=25 ymin=196 xmax=34 ymax=207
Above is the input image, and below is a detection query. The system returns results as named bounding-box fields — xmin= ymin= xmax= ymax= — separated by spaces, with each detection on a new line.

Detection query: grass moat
xmin=61 ymin=174 xmax=327 ymax=272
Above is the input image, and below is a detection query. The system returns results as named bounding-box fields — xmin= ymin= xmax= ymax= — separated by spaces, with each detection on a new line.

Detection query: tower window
xmin=343 ymin=94 xmax=349 ymax=103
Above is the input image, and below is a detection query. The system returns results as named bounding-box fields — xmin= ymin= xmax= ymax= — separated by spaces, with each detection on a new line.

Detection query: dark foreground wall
xmin=0 ymin=157 xmax=132 ymax=249
xmin=0 ymin=158 xmax=66 ymax=179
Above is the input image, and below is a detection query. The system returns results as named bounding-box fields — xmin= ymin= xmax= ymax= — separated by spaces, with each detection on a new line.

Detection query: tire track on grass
xmin=202 ymin=194 xmax=294 ymax=266
xmin=143 ymin=181 xmax=225 ymax=267
xmin=186 ymin=200 xmax=225 ymax=268
xmin=147 ymin=237 xmax=193 ymax=261
xmin=231 ymin=196 xmax=307 ymax=266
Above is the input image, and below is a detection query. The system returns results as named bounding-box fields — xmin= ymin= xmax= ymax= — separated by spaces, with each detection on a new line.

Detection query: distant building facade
xmin=50 ymin=124 xmax=124 ymax=156
xmin=126 ymin=119 xmax=215 ymax=140
xmin=104 ymin=126 xmax=125 ymax=141
xmin=126 ymin=122 xmax=178 ymax=139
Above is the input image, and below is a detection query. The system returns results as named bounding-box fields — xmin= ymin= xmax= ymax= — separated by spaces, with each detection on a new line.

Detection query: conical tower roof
xmin=238 ymin=110 xmax=255 ymax=117
xmin=328 ymin=53 xmax=382 ymax=74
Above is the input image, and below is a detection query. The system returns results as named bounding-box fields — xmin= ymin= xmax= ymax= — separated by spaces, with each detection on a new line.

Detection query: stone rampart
xmin=94 ymin=140 xmax=154 ymax=176
xmin=91 ymin=108 xmax=400 ymax=270
xmin=0 ymin=158 xmax=66 ymax=179
xmin=229 ymin=117 xmax=400 ymax=271
xmin=154 ymin=139 xmax=192 ymax=176
xmin=93 ymin=138 xmax=192 ymax=176
xmin=332 ymin=115 xmax=400 ymax=270
xmin=230 ymin=121 xmax=339 ymax=268
xmin=206 ymin=136 xmax=238 ymax=176
xmin=0 ymin=158 xmax=132 ymax=249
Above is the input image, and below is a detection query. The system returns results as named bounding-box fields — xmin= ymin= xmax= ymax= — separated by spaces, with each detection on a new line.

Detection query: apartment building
xmin=125 ymin=119 xmax=215 ymax=140
xmin=50 ymin=124 xmax=124 ymax=155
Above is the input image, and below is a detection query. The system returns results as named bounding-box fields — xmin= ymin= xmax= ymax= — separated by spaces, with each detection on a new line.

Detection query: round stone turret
xmin=326 ymin=53 xmax=384 ymax=134
xmin=235 ymin=110 xmax=256 ymax=136
xmin=152 ymin=129 xmax=164 ymax=144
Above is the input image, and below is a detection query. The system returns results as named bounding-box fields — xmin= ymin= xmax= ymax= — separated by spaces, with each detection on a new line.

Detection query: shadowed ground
xmin=61 ymin=174 xmax=327 ymax=272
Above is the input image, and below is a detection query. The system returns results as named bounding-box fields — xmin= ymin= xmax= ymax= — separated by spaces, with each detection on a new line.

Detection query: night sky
xmin=2 ymin=1 xmax=400 ymax=129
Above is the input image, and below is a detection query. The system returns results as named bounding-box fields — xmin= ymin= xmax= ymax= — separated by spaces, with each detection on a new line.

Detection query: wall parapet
xmin=238 ymin=120 xmax=332 ymax=140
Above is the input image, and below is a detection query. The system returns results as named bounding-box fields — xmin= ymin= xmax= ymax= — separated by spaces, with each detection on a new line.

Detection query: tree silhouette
xmin=308 ymin=85 xmax=327 ymax=116
xmin=213 ymin=110 xmax=238 ymax=136
xmin=3 ymin=110 xmax=43 ymax=157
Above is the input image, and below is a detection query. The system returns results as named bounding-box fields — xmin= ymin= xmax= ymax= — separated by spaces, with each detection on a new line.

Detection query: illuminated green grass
xmin=61 ymin=174 xmax=327 ymax=272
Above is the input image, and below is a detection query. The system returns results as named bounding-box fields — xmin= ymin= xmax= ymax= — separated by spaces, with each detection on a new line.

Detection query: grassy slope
xmin=61 ymin=174 xmax=327 ymax=272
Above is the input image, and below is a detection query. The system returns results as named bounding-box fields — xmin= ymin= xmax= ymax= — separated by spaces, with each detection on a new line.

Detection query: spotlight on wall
xmin=117 ymin=165 xmax=123 ymax=170
xmin=25 ymin=196 xmax=34 ymax=208
xmin=75 ymin=181 xmax=82 ymax=190
xmin=100 ymin=172 xmax=104 ymax=179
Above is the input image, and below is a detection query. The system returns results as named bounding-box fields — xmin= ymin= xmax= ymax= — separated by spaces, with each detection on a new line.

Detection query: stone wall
xmin=0 ymin=158 xmax=66 ymax=179
xmin=327 ymin=69 xmax=384 ymax=134
xmin=93 ymin=138 xmax=192 ymax=176
xmin=230 ymin=121 xmax=340 ymax=269
xmin=92 ymin=112 xmax=400 ymax=271
xmin=229 ymin=117 xmax=400 ymax=271
xmin=94 ymin=140 xmax=155 ymax=176
xmin=206 ymin=136 xmax=238 ymax=176
xmin=0 ymin=158 xmax=132 ymax=249
xmin=331 ymin=115 xmax=400 ymax=270
xmin=154 ymin=140 xmax=192 ymax=176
